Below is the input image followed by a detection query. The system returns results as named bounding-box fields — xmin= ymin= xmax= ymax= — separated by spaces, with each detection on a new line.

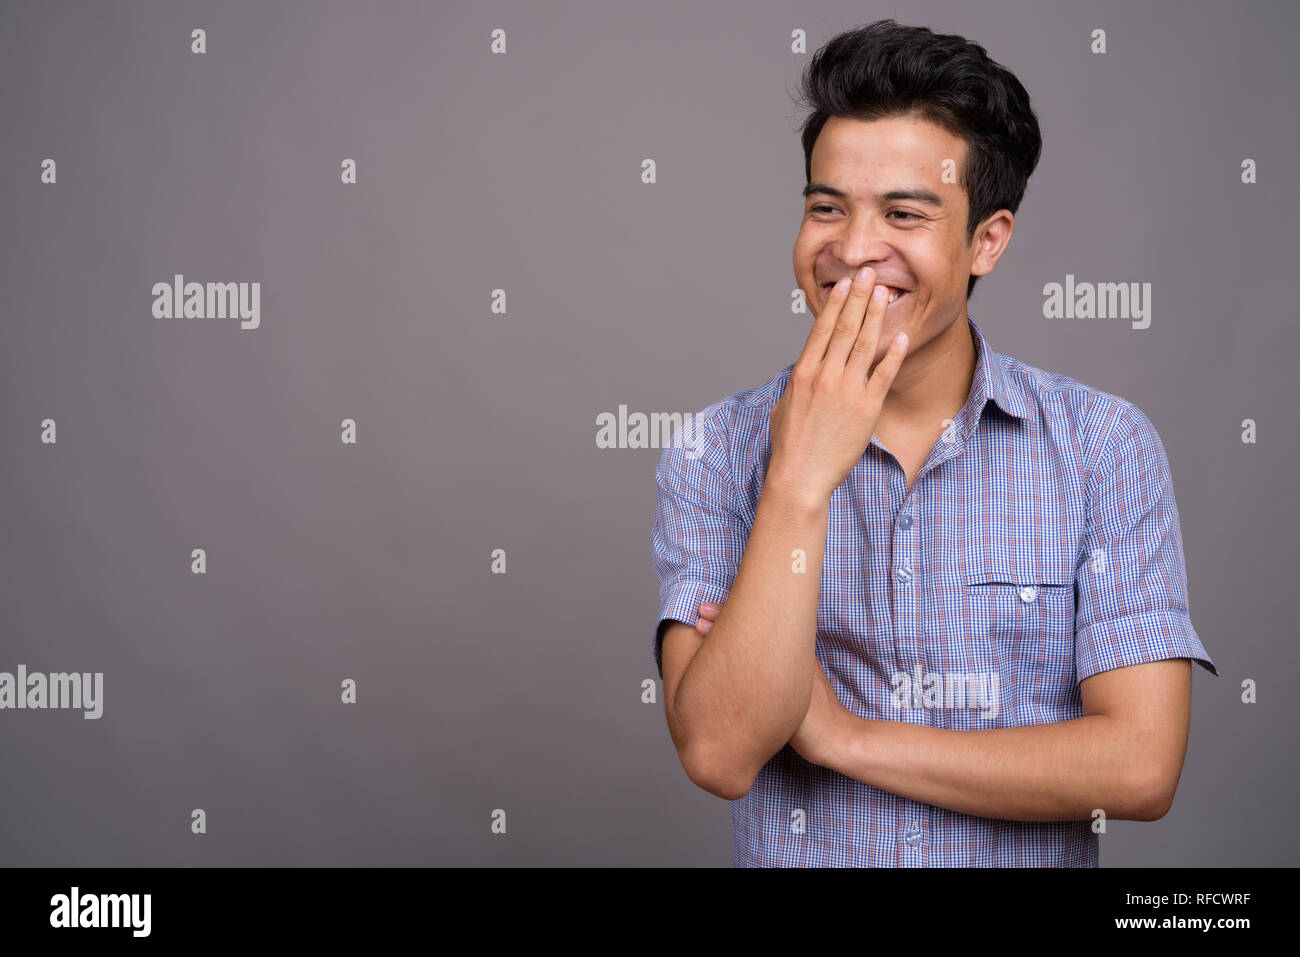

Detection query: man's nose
xmin=830 ymin=214 xmax=894 ymax=266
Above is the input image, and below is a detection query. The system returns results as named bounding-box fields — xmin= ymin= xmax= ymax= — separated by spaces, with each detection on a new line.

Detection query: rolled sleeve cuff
xmin=654 ymin=579 xmax=733 ymax=679
xmin=1075 ymin=608 xmax=1219 ymax=681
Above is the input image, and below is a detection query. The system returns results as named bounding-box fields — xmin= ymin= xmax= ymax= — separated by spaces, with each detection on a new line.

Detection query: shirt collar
xmin=966 ymin=314 xmax=1033 ymax=425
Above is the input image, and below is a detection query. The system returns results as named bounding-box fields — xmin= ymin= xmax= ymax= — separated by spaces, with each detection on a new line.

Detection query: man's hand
xmin=695 ymin=601 xmax=851 ymax=768
xmin=766 ymin=266 xmax=915 ymax=507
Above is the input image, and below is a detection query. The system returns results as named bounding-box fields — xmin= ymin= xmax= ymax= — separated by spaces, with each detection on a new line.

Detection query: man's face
xmin=793 ymin=113 xmax=987 ymax=362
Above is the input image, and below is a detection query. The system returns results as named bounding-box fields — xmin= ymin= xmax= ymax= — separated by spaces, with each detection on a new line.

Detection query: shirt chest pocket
xmin=960 ymin=556 xmax=1078 ymax=695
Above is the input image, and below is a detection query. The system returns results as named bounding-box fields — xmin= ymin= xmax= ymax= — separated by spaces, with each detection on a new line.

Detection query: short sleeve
xmin=650 ymin=406 xmax=746 ymax=680
xmin=1074 ymin=403 xmax=1218 ymax=681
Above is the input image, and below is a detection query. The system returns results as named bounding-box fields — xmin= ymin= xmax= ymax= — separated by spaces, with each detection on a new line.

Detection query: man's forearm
xmin=673 ymin=477 xmax=829 ymax=795
xmin=824 ymin=713 xmax=1163 ymax=822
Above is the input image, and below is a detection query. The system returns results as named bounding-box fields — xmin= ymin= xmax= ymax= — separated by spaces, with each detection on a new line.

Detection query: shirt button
xmin=902 ymin=826 xmax=923 ymax=846
xmin=1019 ymin=586 xmax=1038 ymax=603
xmin=899 ymin=513 xmax=913 ymax=530
xmin=895 ymin=565 xmax=913 ymax=584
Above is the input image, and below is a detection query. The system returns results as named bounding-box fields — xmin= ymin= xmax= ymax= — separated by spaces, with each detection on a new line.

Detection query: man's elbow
xmin=682 ymin=743 xmax=755 ymax=801
xmin=1126 ymin=767 xmax=1179 ymax=822
xmin=695 ymin=775 xmax=753 ymax=803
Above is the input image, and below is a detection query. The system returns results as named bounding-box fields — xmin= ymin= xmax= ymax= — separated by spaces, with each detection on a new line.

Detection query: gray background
xmin=1 ymin=0 xmax=1295 ymax=866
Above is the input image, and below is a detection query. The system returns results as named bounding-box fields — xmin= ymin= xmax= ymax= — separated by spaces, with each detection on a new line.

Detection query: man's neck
xmin=875 ymin=312 xmax=977 ymax=433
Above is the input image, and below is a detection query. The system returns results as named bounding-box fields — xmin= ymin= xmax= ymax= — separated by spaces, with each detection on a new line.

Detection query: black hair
xmin=795 ymin=20 xmax=1042 ymax=299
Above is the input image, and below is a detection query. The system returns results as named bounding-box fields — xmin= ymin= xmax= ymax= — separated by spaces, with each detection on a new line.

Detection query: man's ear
xmin=969 ymin=209 xmax=1015 ymax=281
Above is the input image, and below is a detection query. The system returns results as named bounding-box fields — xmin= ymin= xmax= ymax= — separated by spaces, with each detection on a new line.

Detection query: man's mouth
xmin=822 ymin=282 xmax=910 ymax=307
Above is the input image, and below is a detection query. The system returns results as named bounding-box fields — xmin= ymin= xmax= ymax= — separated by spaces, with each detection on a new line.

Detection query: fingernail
xmin=872 ymin=284 xmax=887 ymax=300
xmin=698 ymin=619 xmax=713 ymax=634
xmin=856 ymin=266 xmax=873 ymax=283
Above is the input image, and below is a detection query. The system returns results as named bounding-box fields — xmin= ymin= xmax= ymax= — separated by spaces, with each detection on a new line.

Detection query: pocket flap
xmin=961 ymin=552 xmax=1074 ymax=588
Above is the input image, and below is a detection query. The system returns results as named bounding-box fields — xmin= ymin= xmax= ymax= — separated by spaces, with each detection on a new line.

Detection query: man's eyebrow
xmin=802 ymin=183 xmax=944 ymax=207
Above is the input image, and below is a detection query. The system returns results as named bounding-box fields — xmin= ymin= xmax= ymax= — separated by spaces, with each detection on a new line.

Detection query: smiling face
xmin=794 ymin=113 xmax=1010 ymax=364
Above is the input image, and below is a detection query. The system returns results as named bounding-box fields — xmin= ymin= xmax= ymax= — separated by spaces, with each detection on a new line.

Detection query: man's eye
xmin=810 ymin=206 xmax=920 ymax=220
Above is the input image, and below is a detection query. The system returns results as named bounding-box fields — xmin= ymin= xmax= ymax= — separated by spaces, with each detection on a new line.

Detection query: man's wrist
xmin=761 ymin=468 xmax=831 ymax=516
xmin=820 ymin=710 xmax=858 ymax=773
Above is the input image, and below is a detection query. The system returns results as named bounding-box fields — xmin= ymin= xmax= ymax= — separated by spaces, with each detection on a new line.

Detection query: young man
xmin=650 ymin=20 xmax=1217 ymax=867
